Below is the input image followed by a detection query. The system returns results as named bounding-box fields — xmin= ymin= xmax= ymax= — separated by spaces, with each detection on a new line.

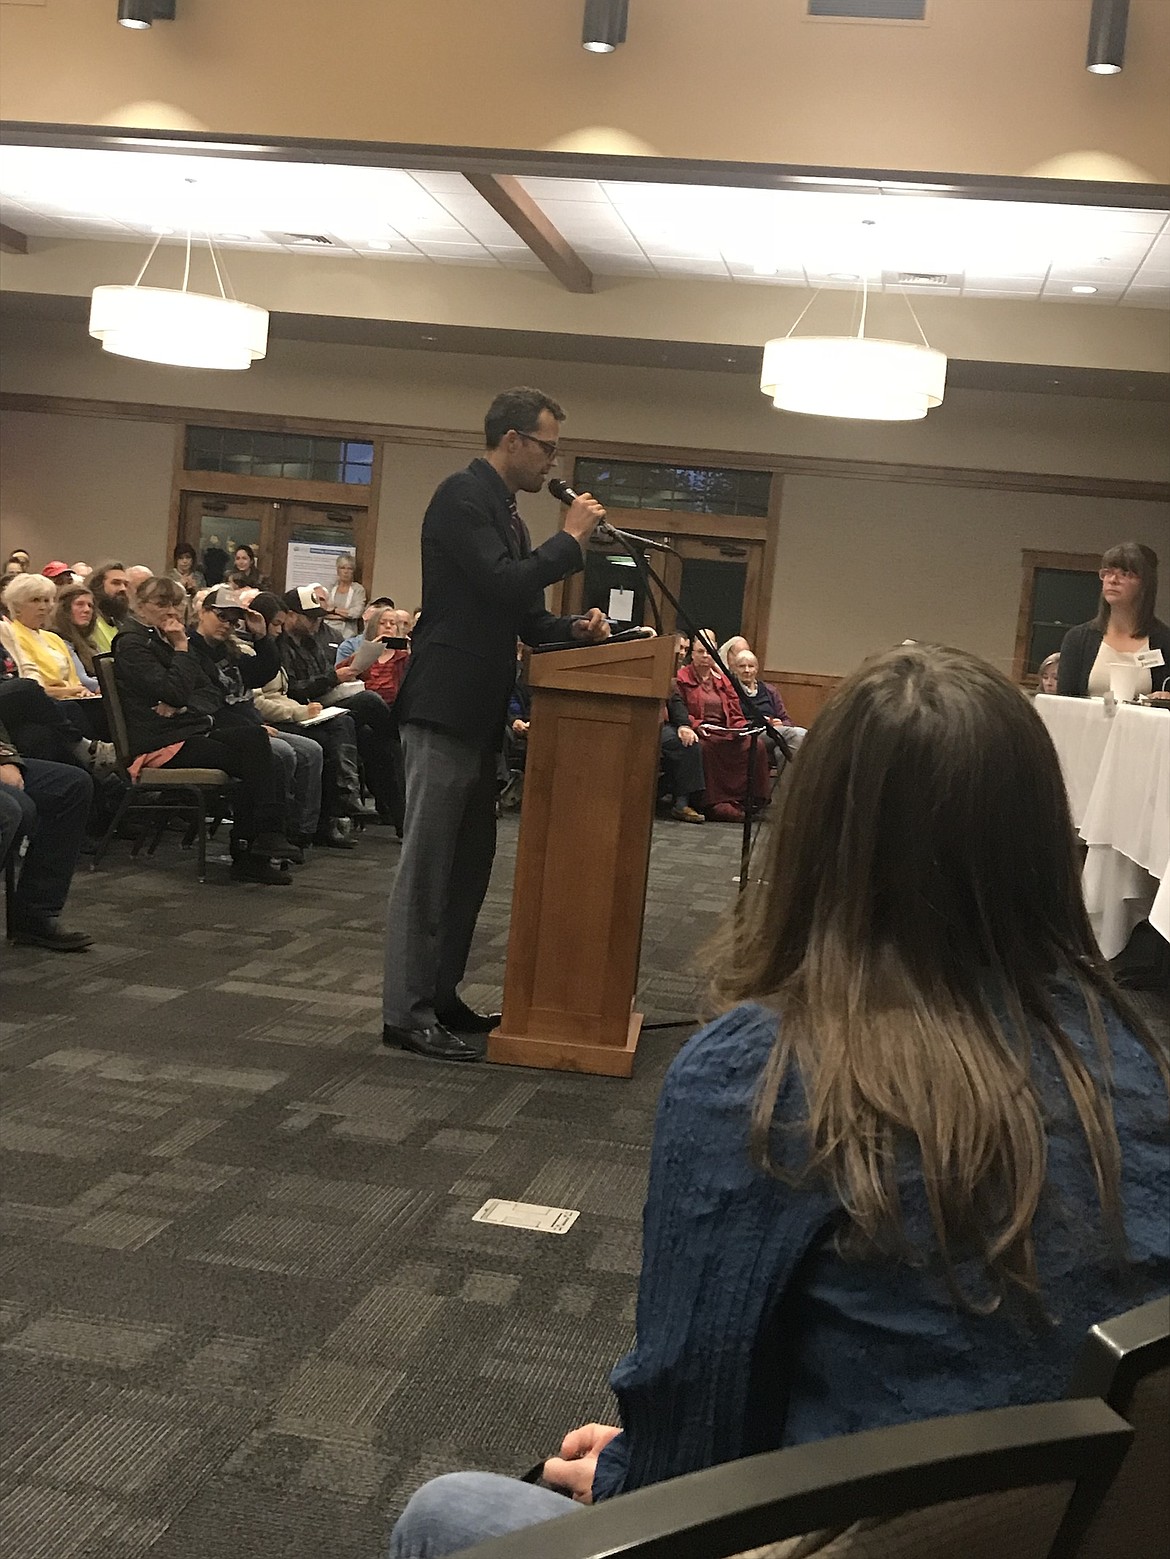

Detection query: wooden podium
xmin=486 ymin=635 xmax=676 ymax=1077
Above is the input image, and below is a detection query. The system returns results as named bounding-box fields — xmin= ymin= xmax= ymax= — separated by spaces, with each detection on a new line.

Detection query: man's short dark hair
xmin=370 ymin=596 xmax=395 ymax=609
xmin=91 ymin=560 xmax=126 ymax=592
xmin=484 ymin=387 xmax=566 ymax=449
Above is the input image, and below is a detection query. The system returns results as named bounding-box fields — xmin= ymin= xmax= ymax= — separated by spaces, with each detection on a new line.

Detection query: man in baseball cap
xmin=42 ymin=561 xmax=74 ymax=585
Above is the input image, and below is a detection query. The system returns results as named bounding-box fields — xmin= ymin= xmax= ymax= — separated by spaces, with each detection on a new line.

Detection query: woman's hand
xmin=677 ymin=725 xmax=698 ymax=747
xmin=542 ymin=1423 xmax=621 ymax=1505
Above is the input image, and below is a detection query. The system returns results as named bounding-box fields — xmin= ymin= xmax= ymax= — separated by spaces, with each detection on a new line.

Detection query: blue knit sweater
xmin=593 ymin=994 xmax=1170 ymax=1500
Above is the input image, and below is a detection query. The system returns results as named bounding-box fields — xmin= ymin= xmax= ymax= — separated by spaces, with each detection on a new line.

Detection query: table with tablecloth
xmin=1035 ymin=695 xmax=1170 ymax=959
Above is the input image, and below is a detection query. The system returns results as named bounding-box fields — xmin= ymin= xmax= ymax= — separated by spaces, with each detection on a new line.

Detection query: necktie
xmin=507 ymin=498 xmax=525 ymax=553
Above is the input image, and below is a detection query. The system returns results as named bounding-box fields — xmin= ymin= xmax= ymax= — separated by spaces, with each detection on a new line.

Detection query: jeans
xmin=0 ymin=758 xmax=93 ymax=925
xmin=388 ymin=1472 xmax=578 ymax=1559
xmin=270 ymin=731 xmax=323 ymax=838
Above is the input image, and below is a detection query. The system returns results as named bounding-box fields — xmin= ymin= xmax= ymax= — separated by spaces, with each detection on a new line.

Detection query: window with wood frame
xmin=1013 ymin=550 xmax=1102 ymax=683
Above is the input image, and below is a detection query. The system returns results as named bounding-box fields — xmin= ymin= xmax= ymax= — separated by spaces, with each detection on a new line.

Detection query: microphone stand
xmin=599 ymin=522 xmax=770 ymax=891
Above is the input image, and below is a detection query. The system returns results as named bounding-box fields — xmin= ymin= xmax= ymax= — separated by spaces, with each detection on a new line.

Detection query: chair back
xmin=93 ymin=652 xmax=133 ymax=775
xmin=452 ymin=1399 xmax=1132 ymax=1559
xmin=1059 ymin=1294 xmax=1170 ymax=1559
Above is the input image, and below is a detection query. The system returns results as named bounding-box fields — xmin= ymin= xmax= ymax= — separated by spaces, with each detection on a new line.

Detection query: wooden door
xmin=179 ymin=494 xmax=276 ymax=587
xmin=275 ymin=502 xmax=371 ymax=599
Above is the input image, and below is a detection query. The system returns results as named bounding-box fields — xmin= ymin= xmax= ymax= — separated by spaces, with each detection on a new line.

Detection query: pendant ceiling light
xmin=583 ymin=0 xmax=628 ymax=52
xmin=760 ymin=233 xmax=946 ymax=421
xmin=117 ymin=0 xmax=176 ymax=27
xmin=89 ymin=216 xmax=268 ymax=371
xmin=1086 ymin=0 xmax=1128 ymax=73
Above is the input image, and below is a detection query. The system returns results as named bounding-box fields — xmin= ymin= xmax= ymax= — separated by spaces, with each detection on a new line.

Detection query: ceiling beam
xmin=0 ymin=223 xmax=28 ymax=256
xmin=464 ymin=172 xmax=593 ymax=294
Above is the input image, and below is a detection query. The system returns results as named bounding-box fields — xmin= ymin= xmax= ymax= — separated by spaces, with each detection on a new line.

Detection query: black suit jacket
xmin=395 ymin=458 xmax=583 ymax=748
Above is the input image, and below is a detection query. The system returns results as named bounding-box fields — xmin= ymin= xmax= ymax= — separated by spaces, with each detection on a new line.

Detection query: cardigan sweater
xmin=592 ymin=995 xmax=1169 ymax=1500
xmin=1057 ymin=618 xmax=1170 ymax=697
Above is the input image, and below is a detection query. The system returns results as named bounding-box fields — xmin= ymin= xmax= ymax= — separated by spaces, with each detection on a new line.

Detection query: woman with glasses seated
xmin=673 ymin=631 xmax=770 ymax=822
xmin=1057 ymin=542 xmax=1170 ymax=700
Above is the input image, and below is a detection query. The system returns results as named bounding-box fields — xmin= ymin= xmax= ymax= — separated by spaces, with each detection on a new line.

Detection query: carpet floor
xmin=0 ymin=808 xmax=751 ymax=1559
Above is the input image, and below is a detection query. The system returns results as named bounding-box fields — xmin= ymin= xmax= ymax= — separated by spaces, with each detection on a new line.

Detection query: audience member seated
xmin=334 ymin=596 xmax=396 ymax=666
xmin=1036 ymin=652 xmax=1060 ymax=694
xmin=125 ymin=566 xmax=154 ymax=604
xmin=184 ymin=586 xmax=324 ymax=857
xmin=71 ymin=562 xmax=93 ymax=583
xmin=0 ymin=639 xmax=95 ymax=768
xmin=387 ymin=641 xmax=1170 ymax=1557
xmin=322 ymin=553 xmax=367 ymax=640
xmin=229 ymin=544 xmax=267 ymax=591
xmin=0 ymin=574 xmax=101 ymax=703
xmin=660 ymin=677 xmax=706 ymax=824
xmin=89 ymin=561 xmax=132 ymax=653
xmin=732 ymin=650 xmax=807 ymax=764
xmin=346 ymin=606 xmax=411 ymax=711
xmin=167 ymin=543 xmax=206 ymax=604
xmin=5 ymin=550 xmax=30 ymax=577
xmin=1058 ymin=542 xmax=1170 ymax=699
xmin=1 ymin=713 xmax=93 ymax=951
xmin=53 ymin=582 xmax=102 ymax=693
xmin=43 ymin=560 xmax=75 ymax=589
xmin=250 ymin=592 xmax=361 ymax=849
xmin=718 ymin=632 xmax=749 ymax=669
xmin=673 ymin=630 xmax=769 ymax=822
xmin=112 ymin=576 xmax=297 ymax=885
xmin=279 ymin=587 xmax=403 ymax=830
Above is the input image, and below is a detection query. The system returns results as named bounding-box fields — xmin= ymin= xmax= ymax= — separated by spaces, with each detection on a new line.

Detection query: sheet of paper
xmin=285 ymin=540 xmax=352 ymax=591
xmin=607 ymin=588 xmax=635 ymax=622
xmin=299 ymin=707 xmax=346 ymax=727
xmin=472 ymin=1198 xmax=580 ymax=1234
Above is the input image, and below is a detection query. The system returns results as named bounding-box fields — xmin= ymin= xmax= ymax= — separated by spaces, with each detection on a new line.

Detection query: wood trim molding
xmin=174 ymin=469 xmax=373 ymax=506
xmin=1011 ymin=548 xmax=1100 ymax=684
xmin=5 ymin=393 xmax=1166 ymax=504
xmin=464 ymin=172 xmax=593 ymax=294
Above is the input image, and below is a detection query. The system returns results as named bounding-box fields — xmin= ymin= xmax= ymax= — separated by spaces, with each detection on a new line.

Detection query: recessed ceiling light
xmin=218 ymin=233 xmax=251 ymax=242
xmin=1072 ymin=284 xmax=1098 ymax=294
xmin=151 ymin=224 xmax=173 ymax=235
xmin=368 ymin=240 xmax=392 ymax=251
xmin=829 ymin=272 xmax=859 ymax=281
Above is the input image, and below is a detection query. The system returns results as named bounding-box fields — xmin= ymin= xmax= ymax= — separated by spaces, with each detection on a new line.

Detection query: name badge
xmin=1136 ymin=649 xmax=1165 ymax=668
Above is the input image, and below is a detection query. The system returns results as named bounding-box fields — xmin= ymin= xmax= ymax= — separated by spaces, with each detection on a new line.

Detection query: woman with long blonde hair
xmin=387 ymin=642 xmax=1170 ymax=1557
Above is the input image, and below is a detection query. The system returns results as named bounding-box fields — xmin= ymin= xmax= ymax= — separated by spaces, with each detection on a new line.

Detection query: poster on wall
xmin=285 ymin=541 xmax=351 ymax=592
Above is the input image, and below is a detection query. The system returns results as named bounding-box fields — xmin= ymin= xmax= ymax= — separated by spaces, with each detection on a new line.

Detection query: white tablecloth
xmin=1036 ymin=695 xmax=1170 ymax=958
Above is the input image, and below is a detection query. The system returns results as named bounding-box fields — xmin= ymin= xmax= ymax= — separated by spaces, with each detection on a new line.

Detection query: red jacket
xmin=673 ymin=664 xmax=748 ymax=731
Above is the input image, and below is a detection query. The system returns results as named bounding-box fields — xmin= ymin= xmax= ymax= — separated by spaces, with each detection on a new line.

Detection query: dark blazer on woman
xmin=111 ymin=617 xmax=219 ymax=754
xmin=1056 ymin=618 xmax=1170 ymax=697
xmin=395 ymin=458 xmax=583 ymax=749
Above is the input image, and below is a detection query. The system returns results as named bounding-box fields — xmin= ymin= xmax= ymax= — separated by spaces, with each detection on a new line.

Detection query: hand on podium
xmin=570 ymin=607 xmax=612 ymax=644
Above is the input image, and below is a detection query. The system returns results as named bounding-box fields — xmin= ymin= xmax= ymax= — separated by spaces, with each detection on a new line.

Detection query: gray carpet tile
xmin=0 ymin=809 xmax=751 ymax=1557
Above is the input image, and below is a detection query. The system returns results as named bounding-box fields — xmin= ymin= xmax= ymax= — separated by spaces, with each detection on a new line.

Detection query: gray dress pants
xmin=382 ymin=722 xmax=498 ymax=1029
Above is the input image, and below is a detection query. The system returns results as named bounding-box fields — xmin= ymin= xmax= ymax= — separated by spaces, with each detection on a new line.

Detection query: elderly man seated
xmin=279 ymin=586 xmax=404 ymax=831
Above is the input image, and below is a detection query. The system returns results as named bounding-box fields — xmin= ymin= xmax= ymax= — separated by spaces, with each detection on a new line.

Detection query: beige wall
xmin=4 ymin=320 xmax=1169 ymax=482
xmin=0 ymin=408 xmax=175 ymax=572
xmin=1 ymin=0 xmax=1167 ymax=181
xmin=3 ymin=320 xmax=1168 ymax=681
xmin=770 ymin=477 xmax=1170 ymax=677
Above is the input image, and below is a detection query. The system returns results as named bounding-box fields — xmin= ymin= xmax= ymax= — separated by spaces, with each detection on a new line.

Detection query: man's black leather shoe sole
xmin=435 ymin=1004 xmax=502 ymax=1035
xmin=382 ymin=1022 xmax=483 ymax=1062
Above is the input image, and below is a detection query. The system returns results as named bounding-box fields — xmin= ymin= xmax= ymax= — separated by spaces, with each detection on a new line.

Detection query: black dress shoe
xmin=435 ymin=1000 xmax=502 ymax=1034
xmin=9 ymin=918 xmax=93 ymax=952
xmin=382 ymin=1022 xmax=482 ymax=1062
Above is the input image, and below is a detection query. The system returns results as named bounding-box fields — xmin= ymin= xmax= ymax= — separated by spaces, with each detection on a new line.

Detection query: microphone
xmin=546 ymin=479 xmax=673 ymax=552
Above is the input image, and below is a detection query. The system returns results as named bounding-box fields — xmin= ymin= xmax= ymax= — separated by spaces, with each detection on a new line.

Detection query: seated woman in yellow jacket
xmin=0 ymin=573 xmax=99 ymax=701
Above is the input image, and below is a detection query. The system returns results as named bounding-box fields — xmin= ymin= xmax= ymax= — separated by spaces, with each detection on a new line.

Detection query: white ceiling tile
xmin=408 ymin=171 xmax=472 ymax=195
xmin=650 ymin=258 xmax=731 ymax=277
xmin=520 ymin=177 xmax=610 ymax=203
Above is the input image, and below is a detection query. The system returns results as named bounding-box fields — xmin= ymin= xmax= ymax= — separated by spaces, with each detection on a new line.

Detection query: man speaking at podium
xmin=382 ymin=387 xmax=609 ymax=1063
